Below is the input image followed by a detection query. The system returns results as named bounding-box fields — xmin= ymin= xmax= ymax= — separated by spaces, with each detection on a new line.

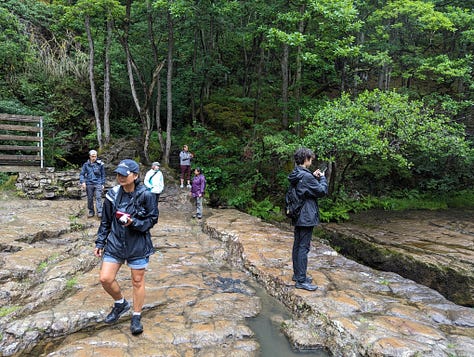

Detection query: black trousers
xmin=292 ymin=226 xmax=314 ymax=283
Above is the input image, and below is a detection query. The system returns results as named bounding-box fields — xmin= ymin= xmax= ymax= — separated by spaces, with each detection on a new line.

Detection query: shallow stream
xmin=247 ymin=281 xmax=329 ymax=357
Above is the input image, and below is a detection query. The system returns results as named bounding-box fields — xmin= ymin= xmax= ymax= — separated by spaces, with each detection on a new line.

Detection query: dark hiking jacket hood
xmin=287 ymin=165 xmax=328 ymax=226
xmin=95 ymin=184 xmax=158 ymax=260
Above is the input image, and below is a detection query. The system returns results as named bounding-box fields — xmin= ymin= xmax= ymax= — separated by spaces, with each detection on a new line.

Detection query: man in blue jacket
xmin=79 ymin=149 xmax=106 ymax=218
xmin=288 ymin=147 xmax=328 ymax=291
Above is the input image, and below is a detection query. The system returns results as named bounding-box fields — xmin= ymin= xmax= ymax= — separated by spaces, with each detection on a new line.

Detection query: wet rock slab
xmin=1 ymin=190 xmax=474 ymax=357
xmin=322 ymin=209 xmax=474 ymax=306
xmin=204 ymin=210 xmax=474 ymax=357
xmin=0 ymin=194 xmax=261 ymax=356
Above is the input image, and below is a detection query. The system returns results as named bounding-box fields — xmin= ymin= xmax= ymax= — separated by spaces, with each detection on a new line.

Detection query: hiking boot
xmin=180 ymin=184 xmax=184 ymax=188
xmin=292 ymin=275 xmax=312 ymax=283
xmin=295 ymin=281 xmax=318 ymax=291
xmin=130 ymin=315 xmax=143 ymax=335
xmin=88 ymin=212 xmax=94 ymax=218
xmin=104 ymin=300 xmax=130 ymax=324
xmin=186 ymin=184 xmax=191 ymax=189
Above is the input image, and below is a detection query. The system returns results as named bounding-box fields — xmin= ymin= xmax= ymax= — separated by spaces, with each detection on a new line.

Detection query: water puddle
xmin=246 ymin=280 xmax=329 ymax=357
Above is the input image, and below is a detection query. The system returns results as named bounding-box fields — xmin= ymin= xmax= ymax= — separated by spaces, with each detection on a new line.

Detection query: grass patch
xmin=319 ymin=189 xmax=474 ymax=222
xmin=444 ymin=189 xmax=474 ymax=208
xmin=0 ymin=305 xmax=21 ymax=317
xmin=66 ymin=277 xmax=77 ymax=290
xmin=36 ymin=253 xmax=60 ymax=272
xmin=378 ymin=197 xmax=447 ymax=211
xmin=69 ymin=215 xmax=85 ymax=231
xmin=0 ymin=173 xmax=18 ymax=191
xmin=37 ymin=261 xmax=48 ymax=272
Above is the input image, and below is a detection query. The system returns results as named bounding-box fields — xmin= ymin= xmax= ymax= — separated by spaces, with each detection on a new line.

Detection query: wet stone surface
xmin=0 ymin=189 xmax=474 ymax=357
xmin=322 ymin=209 xmax=474 ymax=306
xmin=203 ymin=211 xmax=474 ymax=357
xmin=0 ymin=190 xmax=261 ymax=356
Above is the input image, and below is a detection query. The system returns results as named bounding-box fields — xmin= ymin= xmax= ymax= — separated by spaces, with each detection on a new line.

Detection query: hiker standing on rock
xmin=288 ymin=148 xmax=328 ymax=291
xmin=79 ymin=149 xmax=105 ymax=218
xmin=190 ymin=167 xmax=206 ymax=219
xmin=94 ymin=159 xmax=158 ymax=335
xmin=179 ymin=144 xmax=193 ymax=188
xmin=144 ymin=161 xmax=164 ymax=208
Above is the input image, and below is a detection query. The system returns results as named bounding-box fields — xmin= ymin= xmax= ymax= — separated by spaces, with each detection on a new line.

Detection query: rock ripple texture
xmin=203 ymin=210 xmax=474 ymax=357
xmin=0 ymin=191 xmax=473 ymax=356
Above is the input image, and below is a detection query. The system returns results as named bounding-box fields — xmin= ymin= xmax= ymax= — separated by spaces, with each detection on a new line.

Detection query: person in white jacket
xmin=144 ymin=162 xmax=164 ymax=208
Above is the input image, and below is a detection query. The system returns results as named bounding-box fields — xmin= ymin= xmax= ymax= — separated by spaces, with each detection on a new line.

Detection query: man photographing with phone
xmin=288 ymin=148 xmax=328 ymax=291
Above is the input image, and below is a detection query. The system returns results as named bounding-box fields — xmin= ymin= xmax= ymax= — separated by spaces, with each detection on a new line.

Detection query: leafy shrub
xmin=443 ymin=190 xmax=474 ymax=209
xmin=111 ymin=116 xmax=141 ymax=138
xmin=0 ymin=173 xmax=17 ymax=191
xmin=0 ymin=99 xmax=38 ymax=115
xmin=248 ymin=197 xmax=281 ymax=221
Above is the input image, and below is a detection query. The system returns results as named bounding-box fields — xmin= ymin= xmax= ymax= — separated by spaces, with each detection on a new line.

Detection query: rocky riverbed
xmin=322 ymin=209 xmax=474 ymax=307
xmin=0 ymin=188 xmax=473 ymax=356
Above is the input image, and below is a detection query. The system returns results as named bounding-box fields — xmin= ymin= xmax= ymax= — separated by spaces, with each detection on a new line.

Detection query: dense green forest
xmin=1 ymin=0 xmax=473 ymax=221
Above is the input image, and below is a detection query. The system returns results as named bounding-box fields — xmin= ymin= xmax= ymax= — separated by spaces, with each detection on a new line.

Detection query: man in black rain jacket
xmin=288 ymin=148 xmax=328 ymax=291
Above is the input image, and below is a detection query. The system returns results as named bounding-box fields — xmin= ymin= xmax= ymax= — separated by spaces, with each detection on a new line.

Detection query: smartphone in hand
xmin=319 ymin=164 xmax=327 ymax=175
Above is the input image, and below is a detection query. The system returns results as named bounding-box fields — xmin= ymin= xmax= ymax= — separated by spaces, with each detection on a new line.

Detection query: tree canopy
xmin=0 ymin=0 xmax=473 ymax=219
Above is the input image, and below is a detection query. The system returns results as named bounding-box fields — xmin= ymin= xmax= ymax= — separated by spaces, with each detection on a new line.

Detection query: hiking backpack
xmin=285 ymin=181 xmax=303 ymax=220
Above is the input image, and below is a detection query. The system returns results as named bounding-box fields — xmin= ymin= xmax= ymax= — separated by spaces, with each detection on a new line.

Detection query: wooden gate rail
xmin=0 ymin=114 xmax=44 ymax=172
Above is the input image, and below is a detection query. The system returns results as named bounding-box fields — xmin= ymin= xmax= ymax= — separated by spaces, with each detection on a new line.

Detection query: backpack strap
xmin=106 ymin=185 xmax=145 ymax=214
xmin=148 ymin=171 xmax=158 ymax=185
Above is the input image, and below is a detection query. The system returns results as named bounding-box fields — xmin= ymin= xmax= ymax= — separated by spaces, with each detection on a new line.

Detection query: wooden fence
xmin=0 ymin=113 xmax=44 ymax=172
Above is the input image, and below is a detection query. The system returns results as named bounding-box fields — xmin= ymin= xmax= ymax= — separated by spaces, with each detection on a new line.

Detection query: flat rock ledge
xmin=203 ymin=209 xmax=474 ymax=357
xmin=0 ymin=198 xmax=261 ymax=357
xmin=1 ymin=193 xmax=473 ymax=357
xmin=322 ymin=209 xmax=474 ymax=307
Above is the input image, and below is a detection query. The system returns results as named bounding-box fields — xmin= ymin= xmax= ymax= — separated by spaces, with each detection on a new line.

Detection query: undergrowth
xmin=318 ymin=189 xmax=474 ymax=222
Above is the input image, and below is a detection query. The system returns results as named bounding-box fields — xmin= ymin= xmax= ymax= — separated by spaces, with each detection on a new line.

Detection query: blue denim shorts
xmin=103 ymin=253 xmax=149 ymax=269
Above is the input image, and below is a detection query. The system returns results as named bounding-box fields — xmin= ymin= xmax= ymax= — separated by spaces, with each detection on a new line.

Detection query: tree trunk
xmin=340 ymin=59 xmax=346 ymax=93
xmin=295 ymin=43 xmax=302 ymax=136
xmin=254 ymin=37 xmax=264 ymax=125
xmin=294 ymin=6 xmax=305 ymax=136
xmin=121 ymin=0 xmax=164 ymax=163
xmin=85 ymin=15 xmax=102 ymax=149
xmin=146 ymin=0 xmax=165 ymax=157
xmin=281 ymin=43 xmax=289 ymax=129
xmin=378 ymin=64 xmax=391 ymax=90
xmin=155 ymin=75 xmax=164 ymax=153
xmin=191 ymin=28 xmax=198 ymax=125
xmin=103 ymin=17 xmax=112 ymax=145
xmin=164 ymin=8 xmax=174 ymax=166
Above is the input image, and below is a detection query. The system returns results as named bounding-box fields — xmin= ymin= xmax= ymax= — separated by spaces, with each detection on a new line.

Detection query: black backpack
xmin=285 ymin=180 xmax=303 ymax=220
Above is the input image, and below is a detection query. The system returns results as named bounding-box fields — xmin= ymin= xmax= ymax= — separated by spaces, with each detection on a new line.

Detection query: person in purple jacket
xmin=190 ymin=167 xmax=206 ymax=219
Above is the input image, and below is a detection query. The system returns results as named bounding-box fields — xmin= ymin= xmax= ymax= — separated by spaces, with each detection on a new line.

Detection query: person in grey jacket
xmin=288 ymin=148 xmax=328 ymax=291
xmin=79 ymin=149 xmax=105 ymax=218
xmin=179 ymin=144 xmax=193 ymax=188
xmin=94 ymin=159 xmax=158 ymax=335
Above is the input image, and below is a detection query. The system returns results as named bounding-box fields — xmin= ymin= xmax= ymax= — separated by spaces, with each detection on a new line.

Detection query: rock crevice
xmin=1 ymin=192 xmax=473 ymax=356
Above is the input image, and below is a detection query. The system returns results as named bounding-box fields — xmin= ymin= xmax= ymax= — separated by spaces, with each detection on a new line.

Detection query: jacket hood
xmin=106 ymin=183 xmax=146 ymax=203
xmin=288 ymin=166 xmax=307 ymax=185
